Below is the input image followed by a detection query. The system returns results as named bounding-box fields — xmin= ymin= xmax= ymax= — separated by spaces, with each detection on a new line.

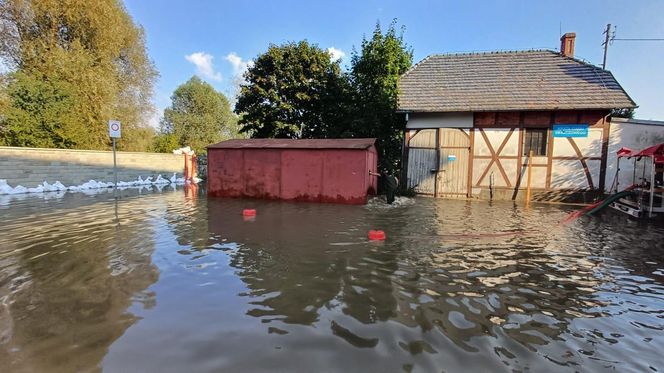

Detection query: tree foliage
xmin=159 ymin=76 xmax=238 ymax=154
xmin=233 ymin=22 xmax=412 ymax=174
xmin=0 ymin=0 xmax=158 ymax=150
xmin=349 ymin=21 xmax=413 ymax=173
xmin=235 ymin=41 xmax=350 ymax=138
xmin=611 ymin=108 xmax=635 ymax=119
xmin=0 ymin=72 xmax=76 ymax=147
xmin=151 ymin=132 xmax=179 ymax=153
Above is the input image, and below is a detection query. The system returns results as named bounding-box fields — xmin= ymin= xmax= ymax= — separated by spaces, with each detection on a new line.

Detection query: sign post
xmin=108 ymin=120 xmax=121 ymax=187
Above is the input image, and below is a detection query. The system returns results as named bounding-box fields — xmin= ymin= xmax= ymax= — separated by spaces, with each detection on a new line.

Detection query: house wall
xmin=606 ymin=119 xmax=664 ymax=191
xmin=405 ymin=110 xmax=610 ymax=201
xmin=406 ymin=112 xmax=473 ymax=129
xmin=0 ymin=146 xmax=184 ymax=188
xmin=207 ymin=147 xmax=376 ymax=204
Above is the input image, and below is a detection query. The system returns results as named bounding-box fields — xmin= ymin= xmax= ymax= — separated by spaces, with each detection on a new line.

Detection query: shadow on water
xmin=0 ymin=188 xmax=663 ymax=372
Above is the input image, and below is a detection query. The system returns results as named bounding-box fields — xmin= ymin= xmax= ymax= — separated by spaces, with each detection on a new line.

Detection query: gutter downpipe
xmin=401 ymin=112 xmax=410 ymax=186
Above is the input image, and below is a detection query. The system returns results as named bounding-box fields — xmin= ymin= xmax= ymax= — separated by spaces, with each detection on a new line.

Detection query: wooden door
xmin=437 ymin=129 xmax=470 ymax=197
xmin=406 ymin=130 xmax=437 ymax=195
xmin=406 ymin=128 xmax=470 ymax=197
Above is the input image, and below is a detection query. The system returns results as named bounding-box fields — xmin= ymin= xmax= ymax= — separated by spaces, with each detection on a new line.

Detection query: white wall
xmin=550 ymin=127 xmax=603 ymax=190
xmin=406 ymin=112 xmax=473 ymax=129
xmin=606 ymin=118 xmax=664 ymax=191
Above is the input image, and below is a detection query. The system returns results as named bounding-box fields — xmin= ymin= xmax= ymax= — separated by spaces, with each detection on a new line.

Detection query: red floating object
xmin=242 ymin=209 xmax=256 ymax=216
xmin=368 ymin=230 xmax=386 ymax=241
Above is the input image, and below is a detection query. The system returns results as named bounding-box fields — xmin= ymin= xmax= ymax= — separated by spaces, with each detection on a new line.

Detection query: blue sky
xmin=123 ymin=0 xmax=664 ymax=126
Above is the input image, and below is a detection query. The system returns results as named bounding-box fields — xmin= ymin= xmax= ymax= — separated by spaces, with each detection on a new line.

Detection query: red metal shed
xmin=207 ymin=138 xmax=378 ymax=204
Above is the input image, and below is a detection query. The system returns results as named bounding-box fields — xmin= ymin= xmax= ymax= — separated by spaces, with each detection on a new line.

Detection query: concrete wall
xmin=606 ymin=119 xmax=664 ymax=191
xmin=0 ymin=146 xmax=184 ymax=188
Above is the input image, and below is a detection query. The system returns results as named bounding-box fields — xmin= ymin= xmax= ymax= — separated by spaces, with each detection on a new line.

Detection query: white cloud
xmin=225 ymin=52 xmax=253 ymax=78
xmin=327 ymin=47 xmax=346 ymax=61
xmin=185 ymin=52 xmax=222 ymax=81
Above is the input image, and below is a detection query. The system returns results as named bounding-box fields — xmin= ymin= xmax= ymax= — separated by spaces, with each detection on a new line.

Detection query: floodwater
xmin=0 ymin=187 xmax=663 ymax=373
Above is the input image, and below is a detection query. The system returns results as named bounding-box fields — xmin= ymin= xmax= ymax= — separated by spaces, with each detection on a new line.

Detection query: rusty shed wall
xmin=207 ymin=147 xmax=377 ymax=204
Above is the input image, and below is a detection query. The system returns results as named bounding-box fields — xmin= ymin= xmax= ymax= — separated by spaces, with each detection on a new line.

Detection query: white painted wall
xmin=606 ymin=118 xmax=664 ymax=191
xmin=552 ymin=128 xmax=603 ymax=158
xmin=549 ymin=127 xmax=603 ymax=189
xmin=406 ymin=112 xmax=473 ymax=129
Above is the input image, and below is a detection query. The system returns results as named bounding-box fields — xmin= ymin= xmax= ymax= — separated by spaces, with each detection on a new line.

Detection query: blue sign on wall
xmin=553 ymin=124 xmax=589 ymax=138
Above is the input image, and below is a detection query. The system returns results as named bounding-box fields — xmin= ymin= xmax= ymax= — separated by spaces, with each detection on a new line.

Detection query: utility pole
xmin=602 ymin=23 xmax=611 ymax=70
xmin=601 ymin=24 xmax=664 ymax=70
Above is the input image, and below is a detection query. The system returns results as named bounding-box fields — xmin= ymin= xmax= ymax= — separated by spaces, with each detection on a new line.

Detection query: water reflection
xmin=0 ymin=189 xmax=663 ymax=372
xmin=0 ymin=191 xmax=166 ymax=372
xmin=206 ymin=197 xmax=664 ymax=371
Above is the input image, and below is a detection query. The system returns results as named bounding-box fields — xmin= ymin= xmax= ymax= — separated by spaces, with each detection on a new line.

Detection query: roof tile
xmin=398 ymin=50 xmax=636 ymax=112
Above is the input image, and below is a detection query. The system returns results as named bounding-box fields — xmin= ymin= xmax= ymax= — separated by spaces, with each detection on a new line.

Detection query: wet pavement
xmin=0 ymin=187 xmax=663 ymax=372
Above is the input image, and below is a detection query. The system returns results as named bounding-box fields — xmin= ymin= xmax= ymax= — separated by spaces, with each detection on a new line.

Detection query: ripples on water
xmin=0 ymin=187 xmax=663 ymax=372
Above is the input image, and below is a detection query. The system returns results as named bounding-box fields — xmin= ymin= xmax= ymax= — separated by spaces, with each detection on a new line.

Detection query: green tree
xmin=349 ymin=21 xmax=413 ymax=173
xmin=0 ymin=72 xmax=76 ymax=147
xmin=161 ymin=76 xmax=238 ymax=154
xmin=151 ymin=132 xmax=179 ymax=153
xmin=235 ymin=40 xmax=351 ymax=138
xmin=0 ymin=0 xmax=157 ymax=150
xmin=611 ymin=108 xmax=635 ymax=119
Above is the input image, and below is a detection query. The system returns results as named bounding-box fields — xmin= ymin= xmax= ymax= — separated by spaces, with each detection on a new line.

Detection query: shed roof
xmin=398 ymin=50 xmax=636 ymax=112
xmin=208 ymin=138 xmax=376 ymax=150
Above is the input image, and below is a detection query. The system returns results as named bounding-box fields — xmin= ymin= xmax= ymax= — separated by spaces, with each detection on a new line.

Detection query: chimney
xmin=560 ymin=32 xmax=576 ymax=58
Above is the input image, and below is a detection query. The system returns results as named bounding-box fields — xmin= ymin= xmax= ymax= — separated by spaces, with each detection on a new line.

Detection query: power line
xmin=613 ymin=38 xmax=664 ymax=41
xmin=601 ymin=24 xmax=664 ymax=70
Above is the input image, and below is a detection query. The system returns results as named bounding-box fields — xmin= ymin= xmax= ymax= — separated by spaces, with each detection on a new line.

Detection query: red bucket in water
xmin=242 ymin=209 xmax=256 ymax=217
xmin=368 ymin=230 xmax=386 ymax=241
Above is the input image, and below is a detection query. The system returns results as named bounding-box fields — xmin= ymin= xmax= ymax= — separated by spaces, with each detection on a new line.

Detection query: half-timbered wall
xmin=472 ymin=110 xmax=609 ymax=197
xmin=404 ymin=110 xmax=611 ymax=200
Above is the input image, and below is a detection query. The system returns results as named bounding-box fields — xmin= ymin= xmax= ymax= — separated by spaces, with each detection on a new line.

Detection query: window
xmin=523 ymin=128 xmax=548 ymax=156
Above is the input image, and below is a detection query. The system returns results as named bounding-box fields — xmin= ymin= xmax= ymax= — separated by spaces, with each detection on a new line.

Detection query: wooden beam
xmin=434 ymin=128 xmax=440 ymax=198
xmin=526 ymin=149 xmax=534 ymax=204
xmin=474 ymin=155 xmax=519 ymax=160
xmin=401 ymin=129 xmax=410 ymax=186
xmin=545 ymin=112 xmax=555 ymax=189
xmin=552 ymin=156 xmax=602 ymax=161
xmin=475 ymin=129 xmax=514 ymax=187
xmin=567 ymin=137 xmax=595 ymax=189
xmin=467 ymin=128 xmax=474 ymax=197
xmin=513 ymin=112 xmax=525 ymax=200
xmin=598 ymin=114 xmax=611 ymax=193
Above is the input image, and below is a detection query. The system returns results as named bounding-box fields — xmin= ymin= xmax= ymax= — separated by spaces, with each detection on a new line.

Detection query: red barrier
xmin=183 ymin=153 xmax=189 ymax=180
xmin=368 ymin=230 xmax=386 ymax=240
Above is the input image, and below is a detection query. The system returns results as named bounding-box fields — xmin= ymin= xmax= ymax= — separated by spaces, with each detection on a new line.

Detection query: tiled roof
xmin=208 ymin=138 xmax=376 ymax=150
xmin=398 ymin=50 xmax=636 ymax=112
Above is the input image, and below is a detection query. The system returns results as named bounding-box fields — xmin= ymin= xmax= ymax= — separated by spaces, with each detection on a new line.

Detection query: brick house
xmin=397 ymin=33 xmax=636 ymax=201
